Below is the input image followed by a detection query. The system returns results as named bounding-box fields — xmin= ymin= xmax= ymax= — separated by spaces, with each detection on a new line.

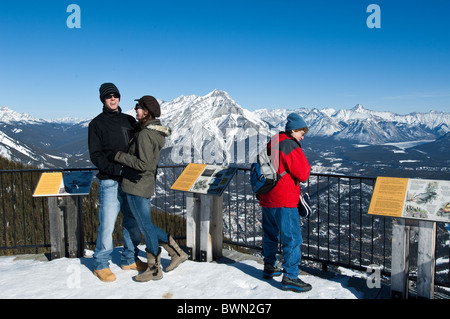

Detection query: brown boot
xmin=134 ymin=248 xmax=163 ymax=282
xmin=121 ymin=259 xmax=148 ymax=271
xmin=161 ymin=235 xmax=188 ymax=272
xmin=94 ymin=268 xmax=116 ymax=282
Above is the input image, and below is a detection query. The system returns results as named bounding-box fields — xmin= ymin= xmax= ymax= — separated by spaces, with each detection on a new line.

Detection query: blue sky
xmin=1 ymin=1 xmax=449 ymax=119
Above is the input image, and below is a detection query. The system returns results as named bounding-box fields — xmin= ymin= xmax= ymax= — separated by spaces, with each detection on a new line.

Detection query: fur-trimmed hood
xmin=146 ymin=123 xmax=172 ymax=137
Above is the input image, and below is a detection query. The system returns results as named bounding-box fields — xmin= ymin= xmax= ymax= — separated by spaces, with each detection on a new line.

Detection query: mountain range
xmin=0 ymin=90 xmax=449 ymax=179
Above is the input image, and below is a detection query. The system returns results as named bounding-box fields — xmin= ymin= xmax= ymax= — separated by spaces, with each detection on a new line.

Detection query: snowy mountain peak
xmin=206 ymin=88 xmax=230 ymax=98
xmin=1 ymin=90 xmax=450 ymax=168
xmin=0 ymin=106 xmax=38 ymax=123
xmin=0 ymin=106 xmax=89 ymax=125
xmin=352 ymin=104 xmax=366 ymax=112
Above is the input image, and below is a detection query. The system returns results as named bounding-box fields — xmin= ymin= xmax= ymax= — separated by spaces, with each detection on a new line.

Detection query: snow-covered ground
xmin=0 ymin=246 xmax=381 ymax=300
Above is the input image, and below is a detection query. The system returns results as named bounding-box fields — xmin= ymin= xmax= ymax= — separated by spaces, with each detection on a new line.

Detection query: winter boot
xmin=262 ymin=263 xmax=282 ymax=279
xmin=134 ymin=248 xmax=163 ymax=282
xmin=122 ymin=259 xmax=148 ymax=271
xmin=281 ymin=275 xmax=312 ymax=293
xmin=161 ymin=235 xmax=188 ymax=272
xmin=94 ymin=268 xmax=116 ymax=282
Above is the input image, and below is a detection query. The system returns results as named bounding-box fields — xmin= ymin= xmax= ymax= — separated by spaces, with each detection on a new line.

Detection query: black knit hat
xmin=135 ymin=95 xmax=161 ymax=118
xmin=99 ymin=83 xmax=120 ymax=102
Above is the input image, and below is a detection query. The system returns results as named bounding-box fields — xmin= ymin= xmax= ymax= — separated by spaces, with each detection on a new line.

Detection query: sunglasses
xmin=104 ymin=93 xmax=120 ymax=99
xmin=134 ymin=104 xmax=143 ymax=111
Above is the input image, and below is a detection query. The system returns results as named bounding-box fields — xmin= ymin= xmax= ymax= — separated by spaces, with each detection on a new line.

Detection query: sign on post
xmin=171 ymin=164 xmax=237 ymax=262
xmin=368 ymin=177 xmax=450 ymax=299
xmin=33 ymin=171 xmax=94 ymax=260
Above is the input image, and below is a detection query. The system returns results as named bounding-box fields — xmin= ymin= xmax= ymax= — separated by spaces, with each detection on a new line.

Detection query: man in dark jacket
xmin=88 ymin=83 xmax=145 ymax=282
xmin=259 ymin=113 xmax=312 ymax=292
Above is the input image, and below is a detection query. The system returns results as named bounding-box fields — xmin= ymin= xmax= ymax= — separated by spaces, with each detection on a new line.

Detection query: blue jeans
xmin=125 ymin=193 xmax=169 ymax=256
xmin=262 ymin=207 xmax=303 ymax=279
xmin=93 ymin=179 xmax=142 ymax=270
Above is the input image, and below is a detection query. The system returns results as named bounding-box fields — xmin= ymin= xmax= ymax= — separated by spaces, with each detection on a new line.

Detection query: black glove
xmin=106 ymin=151 xmax=118 ymax=162
xmin=122 ymin=166 xmax=142 ymax=183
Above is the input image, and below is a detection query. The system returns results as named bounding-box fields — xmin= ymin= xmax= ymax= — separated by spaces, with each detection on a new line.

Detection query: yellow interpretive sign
xmin=33 ymin=171 xmax=94 ymax=197
xmin=368 ymin=176 xmax=450 ymax=222
xmin=171 ymin=163 xmax=237 ymax=196
xmin=33 ymin=172 xmax=64 ymax=197
xmin=368 ymin=177 xmax=409 ymax=218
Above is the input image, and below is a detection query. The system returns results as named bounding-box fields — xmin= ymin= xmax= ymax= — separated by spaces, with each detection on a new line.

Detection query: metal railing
xmin=0 ymin=166 xmax=449 ymax=288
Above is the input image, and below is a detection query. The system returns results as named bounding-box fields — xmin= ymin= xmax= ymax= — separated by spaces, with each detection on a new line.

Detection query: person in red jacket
xmin=259 ymin=113 xmax=312 ymax=293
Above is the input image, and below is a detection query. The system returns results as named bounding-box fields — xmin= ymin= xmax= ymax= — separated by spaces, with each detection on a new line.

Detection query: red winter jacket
xmin=259 ymin=132 xmax=311 ymax=208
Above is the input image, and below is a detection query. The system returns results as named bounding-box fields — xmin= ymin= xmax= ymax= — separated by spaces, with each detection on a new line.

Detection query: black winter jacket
xmin=88 ymin=106 xmax=136 ymax=180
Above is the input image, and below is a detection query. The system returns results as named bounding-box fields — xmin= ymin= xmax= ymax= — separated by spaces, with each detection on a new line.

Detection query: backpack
xmin=250 ymin=149 xmax=286 ymax=196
